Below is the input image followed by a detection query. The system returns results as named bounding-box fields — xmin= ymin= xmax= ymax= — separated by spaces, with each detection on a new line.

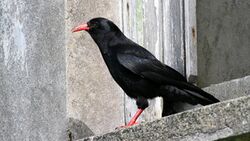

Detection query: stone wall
xmin=197 ymin=0 xmax=250 ymax=87
xmin=66 ymin=0 xmax=124 ymax=137
xmin=0 ymin=0 xmax=66 ymax=140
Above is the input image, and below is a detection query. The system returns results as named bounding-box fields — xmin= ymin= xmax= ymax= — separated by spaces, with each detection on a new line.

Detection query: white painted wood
xmin=162 ymin=0 xmax=185 ymax=74
xmin=184 ymin=0 xmax=198 ymax=83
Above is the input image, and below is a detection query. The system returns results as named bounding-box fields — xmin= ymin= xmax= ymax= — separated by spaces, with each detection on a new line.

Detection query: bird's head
xmin=72 ymin=17 xmax=126 ymax=53
xmin=72 ymin=17 xmax=121 ymax=37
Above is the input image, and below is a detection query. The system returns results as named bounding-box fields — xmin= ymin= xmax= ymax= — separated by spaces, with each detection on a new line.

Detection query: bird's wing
xmin=116 ymin=51 xmax=187 ymax=83
xmin=117 ymin=52 xmax=219 ymax=104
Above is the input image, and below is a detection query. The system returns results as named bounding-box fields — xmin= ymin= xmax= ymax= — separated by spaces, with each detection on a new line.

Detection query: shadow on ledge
xmin=67 ymin=118 xmax=94 ymax=141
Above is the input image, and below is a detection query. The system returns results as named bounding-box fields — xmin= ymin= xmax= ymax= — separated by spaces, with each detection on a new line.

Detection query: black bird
xmin=72 ymin=17 xmax=220 ymax=127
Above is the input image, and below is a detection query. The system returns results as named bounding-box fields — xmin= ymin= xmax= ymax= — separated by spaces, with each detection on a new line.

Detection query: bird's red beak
xmin=72 ymin=23 xmax=90 ymax=32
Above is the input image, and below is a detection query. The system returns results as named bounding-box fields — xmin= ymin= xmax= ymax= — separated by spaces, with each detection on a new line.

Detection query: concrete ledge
xmin=80 ymin=96 xmax=250 ymax=141
xmin=204 ymin=75 xmax=250 ymax=101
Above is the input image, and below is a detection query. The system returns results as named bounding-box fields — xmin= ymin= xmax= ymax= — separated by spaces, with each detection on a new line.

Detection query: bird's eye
xmin=92 ymin=22 xmax=99 ymax=28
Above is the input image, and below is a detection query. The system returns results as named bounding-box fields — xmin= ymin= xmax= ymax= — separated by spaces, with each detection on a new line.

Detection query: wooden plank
xmin=122 ymin=0 xmax=142 ymax=124
xmin=162 ymin=0 xmax=185 ymax=75
xmin=184 ymin=0 xmax=198 ymax=83
xmin=141 ymin=0 xmax=163 ymax=122
xmin=122 ymin=0 xmax=164 ymax=124
xmin=162 ymin=0 xmax=197 ymax=113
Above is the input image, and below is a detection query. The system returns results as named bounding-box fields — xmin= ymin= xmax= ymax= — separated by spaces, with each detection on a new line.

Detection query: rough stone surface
xmin=66 ymin=0 xmax=124 ymax=136
xmin=204 ymin=75 xmax=250 ymax=101
xmin=80 ymin=96 xmax=250 ymax=141
xmin=0 ymin=0 xmax=66 ymax=140
xmin=197 ymin=0 xmax=250 ymax=87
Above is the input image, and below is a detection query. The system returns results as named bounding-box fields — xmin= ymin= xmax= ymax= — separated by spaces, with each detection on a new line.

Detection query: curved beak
xmin=72 ymin=23 xmax=90 ymax=32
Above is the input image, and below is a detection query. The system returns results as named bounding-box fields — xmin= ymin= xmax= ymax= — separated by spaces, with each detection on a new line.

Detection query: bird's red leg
xmin=117 ymin=97 xmax=148 ymax=129
xmin=119 ymin=108 xmax=144 ymax=128
xmin=127 ymin=108 xmax=144 ymax=126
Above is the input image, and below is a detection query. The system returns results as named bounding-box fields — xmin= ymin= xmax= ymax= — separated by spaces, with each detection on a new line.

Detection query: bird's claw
xmin=115 ymin=122 xmax=138 ymax=130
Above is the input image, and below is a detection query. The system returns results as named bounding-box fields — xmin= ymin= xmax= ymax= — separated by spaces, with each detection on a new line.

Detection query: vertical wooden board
xmin=122 ymin=0 xmax=143 ymax=124
xmin=162 ymin=0 xmax=196 ymax=113
xmin=143 ymin=0 xmax=163 ymax=59
xmin=136 ymin=0 xmax=144 ymax=46
xmin=122 ymin=0 xmax=137 ymax=41
xmin=122 ymin=0 xmax=164 ymax=124
xmin=162 ymin=0 xmax=185 ymax=74
xmin=141 ymin=0 xmax=163 ymax=122
xmin=184 ymin=0 xmax=198 ymax=83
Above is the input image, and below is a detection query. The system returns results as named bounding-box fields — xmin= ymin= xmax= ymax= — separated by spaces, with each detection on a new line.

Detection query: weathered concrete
xmin=205 ymin=75 xmax=250 ymax=101
xmin=80 ymin=96 xmax=250 ymax=141
xmin=0 ymin=0 xmax=66 ymax=140
xmin=66 ymin=0 xmax=124 ymax=136
xmin=197 ymin=0 xmax=250 ymax=87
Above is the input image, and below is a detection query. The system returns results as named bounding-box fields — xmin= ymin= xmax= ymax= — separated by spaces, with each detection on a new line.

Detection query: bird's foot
xmin=116 ymin=109 xmax=143 ymax=129
xmin=116 ymin=122 xmax=138 ymax=129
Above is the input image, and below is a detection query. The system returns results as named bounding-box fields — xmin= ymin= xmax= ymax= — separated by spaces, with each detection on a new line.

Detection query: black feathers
xmin=81 ymin=17 xmax=220 ymax=116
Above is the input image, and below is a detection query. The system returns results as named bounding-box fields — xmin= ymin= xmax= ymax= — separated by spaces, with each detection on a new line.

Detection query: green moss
xmin=216 ymin=133 xmax=250 ymax=141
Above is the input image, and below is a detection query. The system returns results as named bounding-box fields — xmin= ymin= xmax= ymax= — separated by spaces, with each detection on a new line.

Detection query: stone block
xmin=80 ymin=96 xmax=250 ymax=141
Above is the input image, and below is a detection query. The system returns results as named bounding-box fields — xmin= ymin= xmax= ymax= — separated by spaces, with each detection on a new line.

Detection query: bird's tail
xmin=183 ymin=88 xmax=219 ymax=105
xmin=181 ymin=82 xmax=220 ymax=105
xmin=160 ymin=82 xmax=220 ymax=106
xmin=162 ymin=100 xmax=177 ymax=117
xmin=161 ymin=85 xmax=219 ymax=117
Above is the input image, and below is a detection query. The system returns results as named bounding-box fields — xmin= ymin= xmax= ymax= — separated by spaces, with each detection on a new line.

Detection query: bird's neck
xmin=91 ymin=32 xmax=126 ymax=55
xmin=92 ymin=36 xmax=110 ymax=54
